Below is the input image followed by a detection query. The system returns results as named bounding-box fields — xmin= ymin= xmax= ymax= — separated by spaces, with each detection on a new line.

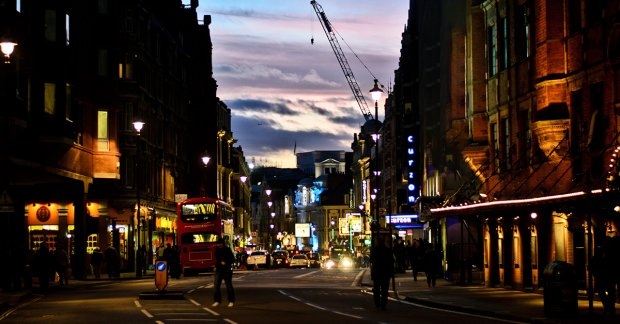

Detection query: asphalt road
xmin=1 ymin=268 xmax=528 ymax=324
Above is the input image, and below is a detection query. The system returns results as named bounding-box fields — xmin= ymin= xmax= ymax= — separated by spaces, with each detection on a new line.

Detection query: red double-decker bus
xmin=176 ymin=197 xmax=235 ymax=276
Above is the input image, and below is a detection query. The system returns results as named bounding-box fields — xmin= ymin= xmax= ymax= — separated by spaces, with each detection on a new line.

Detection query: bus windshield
xmin=180 ymin=231 xmax=219 ymax=244
xmin=180 ymin=203 xmax=217 ymax=223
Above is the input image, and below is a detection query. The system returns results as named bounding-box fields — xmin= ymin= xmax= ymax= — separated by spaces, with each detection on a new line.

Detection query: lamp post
xmin=240 ymin=175 xmax=247 ymax=245
xmin=369 ymin=79 xmax=383 ymax=249
xmin=133 ymin=121 xmax=144 ymax=277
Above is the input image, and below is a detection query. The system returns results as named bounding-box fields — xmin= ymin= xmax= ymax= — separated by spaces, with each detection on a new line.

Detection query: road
xmin=1 ymin=268 xmax=525 ymax=324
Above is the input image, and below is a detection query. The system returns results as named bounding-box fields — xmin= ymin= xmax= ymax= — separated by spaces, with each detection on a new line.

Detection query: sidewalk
xmin=360 ymin=269 xmax=617 ymax=324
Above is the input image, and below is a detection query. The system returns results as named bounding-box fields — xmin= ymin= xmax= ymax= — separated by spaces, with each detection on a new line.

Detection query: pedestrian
xmin=137 ymin=245 xmax=147 ymax=275
xmin=104 ymin=244 xmax=119 ymax=279
xmin=33 ymin=242 xmax=52 ymax=290
xmin=407 ymin=239 xmax=420 ymax=282
xmin=370 ymin=234 xmax=394 ymax=310
xmin=423 ymin=243 xmax=442 ymax=288
xmin=91 ymin=247 xmax=103 ymax=279
xmin=590 ymin=238 xmax=617 ymax=317
xmin=169 ymin=245 xmax=181 ymax=279
xmin=156 ymin=243 xmax=166 ymax=261
xmin=54 ymin=244 xmax=70 ymax=286
xmin=212 ymin=237 xmax=236 ymax=307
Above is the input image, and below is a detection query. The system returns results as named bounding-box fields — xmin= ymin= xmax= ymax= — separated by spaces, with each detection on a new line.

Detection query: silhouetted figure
xmin=54 ymin=245 xmax=70 ymax=286
xmin=407 ymin=239 xmax=421 ymax=282
xmin=104 ymin=245 xmax=119 ymax=279
xmin=423 ymin=243 xmax=442 ymax=288
xmin=169 ymin=245 xmax=181 ymax=279
xmin=91 ymin=247 xmax=103 ymax=279
xmin=370 ymin=235 xmax=394 ymax=310
xmin=137 ymin=245 xmax=147 ymax=275
xmin=33 ymin=242 xmax=52 ymax=290
xmin=212 ymin=237 xmax=236 ymax=307
xmin=590 ymin=238 xmax=617 ymax=317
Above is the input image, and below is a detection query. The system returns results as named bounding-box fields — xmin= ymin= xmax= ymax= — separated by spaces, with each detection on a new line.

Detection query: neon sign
xmin=407 ymin=134 xmax=419 ymax=205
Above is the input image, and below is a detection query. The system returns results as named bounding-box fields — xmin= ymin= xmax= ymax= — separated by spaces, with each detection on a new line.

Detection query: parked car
xmin=246 ymin=250 xmax=270 ymax=269
xmin=271 ymin=250 xmax=290 ymax=268
xmin=289 ymin=254 xmax=310 ymax=268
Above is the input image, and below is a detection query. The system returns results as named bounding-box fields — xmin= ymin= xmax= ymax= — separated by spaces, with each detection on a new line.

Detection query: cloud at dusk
xmin=197 ymin=0 xmax=409 ymax=168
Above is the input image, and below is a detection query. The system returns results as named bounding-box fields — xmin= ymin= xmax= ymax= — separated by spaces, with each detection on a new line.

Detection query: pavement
xmin=1 ymin=269 xmax=617 ymax=323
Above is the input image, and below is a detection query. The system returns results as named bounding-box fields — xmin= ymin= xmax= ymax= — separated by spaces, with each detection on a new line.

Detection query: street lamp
xmin=369 ymin=79 xmax=383 ymax=250
xmin=133 ymin=120 xmax=144 ymax=277
xmin=240 ymin=175 xmax=247 ymax=244
xmin=0 ymin=41 xmax=16 ymax=64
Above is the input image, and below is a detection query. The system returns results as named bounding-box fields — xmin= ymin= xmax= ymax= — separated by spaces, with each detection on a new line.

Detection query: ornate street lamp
xmin=0 ymin=40 xmax=16 ymax=64
xmin=369 ymin=79 xmax=383 ymax=249
xmin=132 ymin=121 xmax=144 ymax=277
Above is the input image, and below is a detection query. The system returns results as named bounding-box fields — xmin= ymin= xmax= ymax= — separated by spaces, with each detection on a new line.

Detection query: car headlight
xmin=340 ymin=258 xmax=353 ymax=268
xmin=325 ymin=260 xmax=335 ymax=269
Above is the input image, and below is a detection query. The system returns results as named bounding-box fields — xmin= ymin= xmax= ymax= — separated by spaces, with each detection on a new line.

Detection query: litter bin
xmin=542 ymin=261 xmax=578 ymax=317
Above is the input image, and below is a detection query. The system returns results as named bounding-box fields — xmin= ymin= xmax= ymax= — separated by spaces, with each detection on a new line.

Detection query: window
xmin=65 ymin=84 xmax=72 ymax=121
xmin=118 ymin=54 xmax=134 ymax=79
xmin=491 ymin=123 xmax=499 ymax=173
xmin=65 ymin=14 xmax=70 ymax=46
xmin=487 ymin=24 xmax=497 ymax=77
xmin=568 ymin=0 xmax=581 ymax=34
xmin=586 ymin=0 xmax=604 ymax=26
xmin=502 ymin=118 xmax=510 ymax=171
xmin=98 ymin=0 xmax=108 ymax=14
xmin=498 ymin=16 xmax=508 ymax=71
xmin=97 ymin=111 xmax=109 ymax=151
xmin=45 ymin=9 xmax=56 ymax=42
xmin=44 ymin=83 xmax=56 ymax=115
xmin=516 ymin=2 xmax=531 ymax=60
xmin=98 ymin=50 xmax=108 ymax=76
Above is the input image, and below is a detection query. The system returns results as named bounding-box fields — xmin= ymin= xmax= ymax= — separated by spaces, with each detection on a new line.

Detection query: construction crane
xmin=310 ymin=0 xmax=374 ymax=121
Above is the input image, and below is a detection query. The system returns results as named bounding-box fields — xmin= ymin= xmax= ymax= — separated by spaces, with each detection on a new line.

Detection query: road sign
xmin=155 ymin=261 xmax=168 ymax=291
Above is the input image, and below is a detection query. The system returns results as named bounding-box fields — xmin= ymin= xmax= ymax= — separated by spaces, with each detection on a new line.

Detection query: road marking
xmin=360 ymin=290 xmax=528 ymax=324
xmin=293 ymin=270 xmax=319 ymax=279
xmin=141 ymin=309 xmax=154 ymax=318
xmin=203 ymin=307 xmax=219 ymax=316
xmin=279 ymin=290 xmax=364 ymax=319
xmin=188 ymin=298 xmax=201 ymax=306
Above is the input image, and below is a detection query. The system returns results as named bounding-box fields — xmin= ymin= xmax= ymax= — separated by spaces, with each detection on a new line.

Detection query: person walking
xmin=423 ymin=243 xmax=442 ymax=288
xmin=54 ymin=244 xmax=70 ymax=286
xmin=407 ymin=239 xmax=420 ymax=282
xmin=34 ymin=242 xmax=52 ymax=290
xmin=91 ymin=247 xmax=103 ymax=279
xmin=212 ymin=237 xmax=236 ymax=307
xmin=370 ymin=234 xmax=394 ymax=310
xmin=104 ymin=244 xmax=119 ymax=279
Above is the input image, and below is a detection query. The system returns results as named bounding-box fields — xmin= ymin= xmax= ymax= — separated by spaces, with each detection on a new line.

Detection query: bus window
xmin=181 ymin=232 xmax=219 ymax=244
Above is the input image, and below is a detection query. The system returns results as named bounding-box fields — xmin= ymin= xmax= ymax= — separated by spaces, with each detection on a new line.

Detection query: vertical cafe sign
xmin=406 ymin=134 xmax=419 ymax=206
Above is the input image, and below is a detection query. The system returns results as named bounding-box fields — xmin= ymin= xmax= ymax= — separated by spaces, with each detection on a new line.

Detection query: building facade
xmin=0 ymin=0 xmax=246 ymax=289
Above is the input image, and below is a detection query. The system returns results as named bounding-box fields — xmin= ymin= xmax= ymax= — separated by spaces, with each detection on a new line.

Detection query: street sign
xmin=155 ymin=261 xmax=168 ymax=291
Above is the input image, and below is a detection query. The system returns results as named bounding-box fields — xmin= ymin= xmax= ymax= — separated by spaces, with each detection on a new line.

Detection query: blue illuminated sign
xmin=157 ymin=261 xmax=167 ymax=271
xmin=406 ymin=134 xmax=419 ymax=205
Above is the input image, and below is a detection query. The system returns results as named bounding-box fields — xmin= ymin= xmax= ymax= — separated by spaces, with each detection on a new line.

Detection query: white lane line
xmin=203 ymin=307 xmax=220 ymax=316
xmin=293 ymin=270 xmax=320 ymax=279
xmin=223 ymin=318 xmax=239 ymax=324
xmin=361 ymin=290 xmax=529 ymax=324
xmin=155 ymin=321 xmax=165 ymax=324
xmin=188 ymin=298 xmax=201 ymax=306
xmin=134 ymin=299 xmax=142 ymax=307
xmin=279 ymin=290 xmax=359 ymax=317
xmin=141 ymin=309 xmax=154 ymax=318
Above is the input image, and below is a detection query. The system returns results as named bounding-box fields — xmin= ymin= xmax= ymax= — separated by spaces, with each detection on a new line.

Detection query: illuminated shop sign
xmin=386 ymin=214 xmax=419 ymax=224
xmin=407 ymin=134 xmax=420 ymax=205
